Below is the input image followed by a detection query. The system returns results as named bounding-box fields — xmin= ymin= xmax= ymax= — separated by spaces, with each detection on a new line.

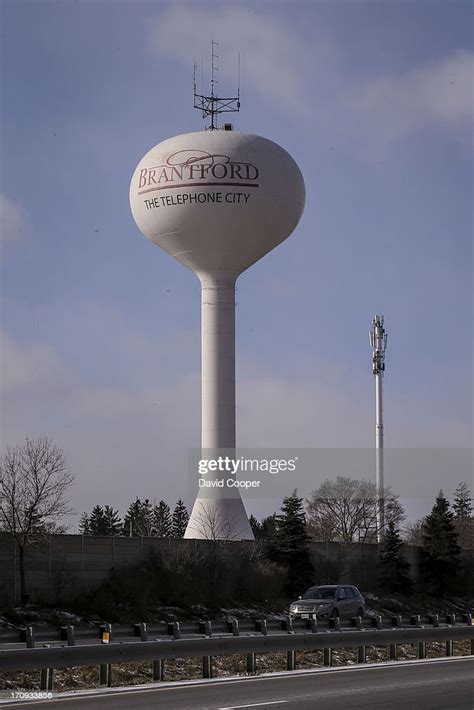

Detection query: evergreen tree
xmin=171 ymin=499 xmax=189 ymax=537
xmin=78 ymin=512 xmax=90 ymax=535
xmin=88 ymin=505 xmax=106 ymax=535
xmin=378 ymin=520 xmax=413 ymax=594
xmin=249 ymin=514 xmax=262 ymax=538
xmin=452 ymin=482 xmax=473 ymax=548
xmin=421 ymin=491 xmax=461 ymax=594
xmin=453 ymin=482 xmax=472 ymax=520
xmin=154 ymin=500 xmax=172 ymax=537
xmin=102 ymin=505 xmax=123 ymax=535
xmin=260 ymin=514 xmax=278 ymax=539
xmin=123 ymin=497 xmax=154 ymax=536
xmin=249 ymin=513 xmax=278 ymax=540
xmin=267 ymin=490 xmax=314 ymax=597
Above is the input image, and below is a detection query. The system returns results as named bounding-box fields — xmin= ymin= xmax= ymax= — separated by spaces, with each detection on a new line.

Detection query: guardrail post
xmin=287 ymin=650 xmax=296 ymax=671
xmin=99 ymin=624 xmax=112 ymax=687
xmin=323 ymin=648 xmax=332 ymax=666
xmin=418 ymin=641 xmax=426 ymax=659
xmin=246 ymin=653 xmax=256 ymax=673
xmin=173 ymin=622 xmax=181 ymax=640
xmin=202 ymin=655 xmax=213 ymax=678
xmin=446 ymin=613 xmax=456 ymax=626
xmin=411 ymin=614 xmax=422 ymax=628
xmin=429 ymin=614 xmax=439 ymax=627
xmin=40 ymin=644 xmax=52 ymax=691
xmin=232 ymin=619 xmax=240 ymax=636
xmin=139 ymin=623 xmax=148 ymax=642
xmin=99 ymin=661 xmax=111 ymax=687
xmin=67 ymin=625 xmax=76 ymax=646
xmin=261 ymin=619 xmax=268 ymax=636
xmin=389 ymin=641 xmax=397 ymax=660
xmin=26 ymin=626 xmax=35 ymax=648
xmin=310 ymin=617 xmax=318 ymax=633
xmin=152 ymin=659 xmax=163 ymax=681
xmin=281 ymin=616 xmax=294 ymax=633
xmin=371 ymin=615 xmax=383 ymax=630
xmin=354 ymin=615 xmax=365 ymax=663
xmin=445 ymin=639 xmax=453 ymax=657
xmin=205 ymin=620 xmax=212 ymax=637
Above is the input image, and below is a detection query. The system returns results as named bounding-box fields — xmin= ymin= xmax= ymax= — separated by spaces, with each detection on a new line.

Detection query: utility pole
xmin=370 ymin=314 xmax=388 ymax=542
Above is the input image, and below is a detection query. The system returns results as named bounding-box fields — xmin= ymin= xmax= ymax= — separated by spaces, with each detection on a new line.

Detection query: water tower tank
xmin=130 ymin=130 xmax=305 ymax=539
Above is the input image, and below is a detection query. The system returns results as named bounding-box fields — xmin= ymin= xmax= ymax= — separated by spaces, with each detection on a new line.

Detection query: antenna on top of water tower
xmin=193 ymin=40 xmax=240 ymax=130
xmin=369 ymin=314 xmax=388 ymax=543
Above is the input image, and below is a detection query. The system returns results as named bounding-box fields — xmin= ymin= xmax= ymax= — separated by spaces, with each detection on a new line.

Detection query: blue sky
xmin=1 ymin=0 xmax=472 ymax=529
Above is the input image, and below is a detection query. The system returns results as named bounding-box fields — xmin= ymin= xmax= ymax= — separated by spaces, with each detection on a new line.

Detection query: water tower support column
xmin=184 ymin=272 xmax=254 ymax=540
xmin=200 ymin=272 xmax=237 ymax=450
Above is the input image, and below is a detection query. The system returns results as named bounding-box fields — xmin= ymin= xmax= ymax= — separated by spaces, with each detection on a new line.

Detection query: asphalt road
xmin=1 ymin=657 xmax=473 ymax=710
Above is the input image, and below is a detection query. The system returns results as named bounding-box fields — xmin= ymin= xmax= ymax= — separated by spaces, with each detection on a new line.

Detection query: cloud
xmin=149 ymin=4 xmax=335 ymax=116
xmin=0 ymin=330 xmax=68 ymax=396
xmin=0 ymin=195 xmax=26 ymax=254
xmin=150 ymin=4 xmax=473 ymax=154
xmin=347 ymin=50 xmax=474 ymax=152
xmin=1 ymin=319 xmax=470 ymax=527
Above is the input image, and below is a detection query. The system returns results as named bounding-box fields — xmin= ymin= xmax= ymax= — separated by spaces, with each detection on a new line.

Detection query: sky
xmin=1 ymin=0 xmax=472 ymax=531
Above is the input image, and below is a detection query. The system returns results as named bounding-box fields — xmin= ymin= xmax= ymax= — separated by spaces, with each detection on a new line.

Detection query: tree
xmin=154 ymin=500 xmax=172 ymax=537
xmin=268 ymin=490 xmax=314 ymax=597
xmin=453 ymin=482 xmax=472 ymax=519
xmin=378 ymin=520 xmax=413 ymax=594
xmin=260 ymin=514 xmax=278 ymax=540
xmin=102 ymin=505 xmax=122 ymax=535
xmin=78 ymin=512 xmax=90 ymax=535
xmin=171 ymin=499 xmax=189 ymax=538
xmin=404 ymin=519 xmax=425 ymax=546
xmin=421 ymin=491 xmax=461 ymax=595
xmin=306 ymin=476 xmax=405 ymax=544
xmin=88 ymin=505 xmax=106 ymax=535
xmin=0 ymin=436 xmax=74 ymax=604
xmin=250 ymin=513 xmax=278 ymax=540
xmin=122 ymin=497 xmax=154 ymax=537
xmin=249 ymin=514 xmax=262 ymax=538
xmin=453 ymin=482 xmax=473 ymax=548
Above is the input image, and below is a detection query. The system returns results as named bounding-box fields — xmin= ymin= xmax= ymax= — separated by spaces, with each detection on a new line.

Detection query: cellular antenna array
xmin=194 ymin=40 xmax=240 ymax=130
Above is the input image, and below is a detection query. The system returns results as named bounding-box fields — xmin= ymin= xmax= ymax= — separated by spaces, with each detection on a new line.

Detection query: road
xmin=1 ymin=657 xmax=472 ymax=709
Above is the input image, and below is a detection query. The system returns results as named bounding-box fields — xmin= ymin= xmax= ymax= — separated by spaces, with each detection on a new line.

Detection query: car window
xmin=338 ymin=588 xmax=347 ymax=599
xmin=303 ymin=586 xmax=336 ymax=600
xmin=344 ymin=587 xmax=355 ymax=598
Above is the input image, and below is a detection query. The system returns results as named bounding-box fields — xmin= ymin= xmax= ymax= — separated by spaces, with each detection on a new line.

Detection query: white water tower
xmin=129 ymin=58 xmax=305 ymax=539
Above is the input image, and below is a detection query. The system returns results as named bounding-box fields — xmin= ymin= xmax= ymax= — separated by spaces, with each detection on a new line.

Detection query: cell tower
xmin=193 ymin=40 xmax=240 ymax=130
xmin=369 ymin=314 xmax=388 ymax=542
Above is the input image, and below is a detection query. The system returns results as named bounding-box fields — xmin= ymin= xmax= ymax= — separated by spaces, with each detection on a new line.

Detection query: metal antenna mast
xmin=369 ymin=314 xmax=388 ymax=542
xmin=193 ymin=40 xmax=240 ymax=130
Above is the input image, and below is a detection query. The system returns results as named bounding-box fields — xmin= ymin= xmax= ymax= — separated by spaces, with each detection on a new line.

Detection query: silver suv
xmin=289 ymin=585 xmax=365 ymax=620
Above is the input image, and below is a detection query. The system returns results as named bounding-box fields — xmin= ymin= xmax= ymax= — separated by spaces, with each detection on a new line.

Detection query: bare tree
xmin=403 ymin=519 xmax=425 ymax=546
xmin=0 ymin=436 xmax=74 ymax=603
xmin=188 ymin=501 xmax=242 ymax=542
xmin=306 ymin=476 xmax=405 ymax=545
